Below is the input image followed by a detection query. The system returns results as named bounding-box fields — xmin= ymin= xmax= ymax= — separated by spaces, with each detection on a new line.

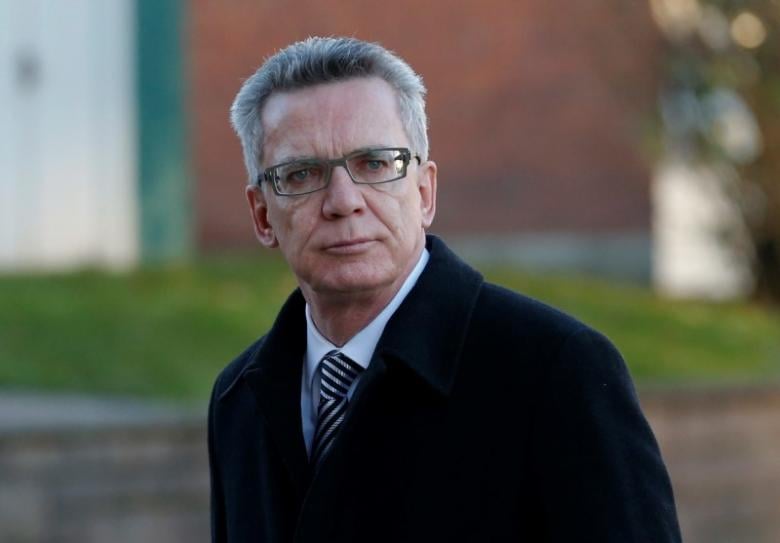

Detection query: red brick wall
xmin=189 ymin=0 xmax=661 ymax=249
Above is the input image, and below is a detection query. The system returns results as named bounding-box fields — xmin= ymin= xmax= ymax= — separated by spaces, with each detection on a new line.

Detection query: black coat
xmin=208 ymin=236 xmax=681 ymax=542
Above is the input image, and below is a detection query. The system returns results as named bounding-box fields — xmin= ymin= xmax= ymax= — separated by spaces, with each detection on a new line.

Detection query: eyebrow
xmin=269 ymin=154 xmax=320 ymax=166
xmin=269 ymin=145 xmax=392 ymax=166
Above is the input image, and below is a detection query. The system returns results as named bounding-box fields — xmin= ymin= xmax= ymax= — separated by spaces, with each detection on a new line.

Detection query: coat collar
xmin=374 ymin=235 xmax=484 ymax=396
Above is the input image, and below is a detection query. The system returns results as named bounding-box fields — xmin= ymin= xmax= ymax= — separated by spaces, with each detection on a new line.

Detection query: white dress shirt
xmin=301 ymin=247 xmax=430 ymax=455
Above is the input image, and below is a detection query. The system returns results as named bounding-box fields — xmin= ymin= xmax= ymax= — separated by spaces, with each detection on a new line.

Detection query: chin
xmin=308 ymin=264 xmax=398 ymax=297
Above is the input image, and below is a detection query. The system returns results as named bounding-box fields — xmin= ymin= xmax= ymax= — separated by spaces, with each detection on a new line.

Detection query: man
xmin=209 ymin=36 xmax=681 ymax=542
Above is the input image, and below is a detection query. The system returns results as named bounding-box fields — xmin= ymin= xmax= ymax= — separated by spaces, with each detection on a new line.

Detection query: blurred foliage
xmin=650 ymin=0 xmax=780 ymax=302
xmin=1 ymin=257 xmax=778 ymax=401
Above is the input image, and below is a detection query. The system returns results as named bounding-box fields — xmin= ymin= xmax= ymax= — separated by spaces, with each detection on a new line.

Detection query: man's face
xmin=246 ymin=77 xmax=437 ymax=302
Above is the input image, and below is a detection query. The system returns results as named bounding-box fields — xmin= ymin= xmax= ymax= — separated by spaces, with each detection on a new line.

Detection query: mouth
xmin=322 ymin=238 xmax=377 ymax=254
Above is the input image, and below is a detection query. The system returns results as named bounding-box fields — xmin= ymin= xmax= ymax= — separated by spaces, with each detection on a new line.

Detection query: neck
xmin=306 ymin=289 xmax=395 ymax=347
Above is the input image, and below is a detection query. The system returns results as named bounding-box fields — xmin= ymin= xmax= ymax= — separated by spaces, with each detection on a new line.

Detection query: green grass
xmin=1 ymin=256 xmax=779 ymax=402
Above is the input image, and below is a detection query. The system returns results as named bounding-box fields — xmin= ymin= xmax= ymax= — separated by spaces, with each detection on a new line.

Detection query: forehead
xmin=260 ymin=77 xmax=408 ymax=164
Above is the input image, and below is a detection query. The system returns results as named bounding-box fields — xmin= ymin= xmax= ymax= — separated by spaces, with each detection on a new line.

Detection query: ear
xmin=417 ymin=160 xmax=437 ymax=229
xmin=245 ymin=184 xmax=279 ymax=248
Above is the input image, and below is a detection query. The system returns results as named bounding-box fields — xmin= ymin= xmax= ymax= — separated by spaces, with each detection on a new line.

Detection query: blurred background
xmin=0 ymin=0 xmax=778 ymax=541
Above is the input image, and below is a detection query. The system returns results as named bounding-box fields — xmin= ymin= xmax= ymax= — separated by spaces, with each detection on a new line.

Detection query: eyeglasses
xmin=259 ymin=147 xmax=420 ymax=196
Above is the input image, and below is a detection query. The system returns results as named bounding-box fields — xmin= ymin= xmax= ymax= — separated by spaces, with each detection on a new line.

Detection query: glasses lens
xmin=347 ymin=149 xmax=408 ymax=184
xmin=274 ymin=161 xmax=327 ymax=195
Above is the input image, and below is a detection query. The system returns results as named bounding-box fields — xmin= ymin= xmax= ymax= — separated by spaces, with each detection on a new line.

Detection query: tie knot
xmin=319 ymin=350 xmax=363 ymax=401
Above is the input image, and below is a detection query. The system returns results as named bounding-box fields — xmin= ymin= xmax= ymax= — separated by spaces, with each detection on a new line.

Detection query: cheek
xmin=269 ymin=198 xmax=318 ymax=243
xmin=367 ymin=183 xmax=422 ymax=231
xmin=368 ymin=180 xmax=408 ymax=197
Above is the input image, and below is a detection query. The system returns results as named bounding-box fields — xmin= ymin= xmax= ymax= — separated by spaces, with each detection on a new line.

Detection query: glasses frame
xmin=258 ymin=147 xmax=421 ymax=196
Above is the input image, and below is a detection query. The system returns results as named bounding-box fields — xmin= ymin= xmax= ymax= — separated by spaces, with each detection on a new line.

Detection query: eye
xmin=356 ymin=155 xmax=391 ymax=172
xmin=283 ymin=165 xmax=324 ymax=184
xmin=365 ymin=159 xmax=387 ymax=171
xmin=287 ymin=168 xmax=310 ymax=182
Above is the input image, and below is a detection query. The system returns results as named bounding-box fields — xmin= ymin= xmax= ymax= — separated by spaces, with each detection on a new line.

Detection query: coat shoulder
xmin=475 ymin=281 xmax=592 ymax=341
xmin=470 ymin=281 xmax=632 ymax=396
xmin=469 ymin=281 xmax=630 ymax=377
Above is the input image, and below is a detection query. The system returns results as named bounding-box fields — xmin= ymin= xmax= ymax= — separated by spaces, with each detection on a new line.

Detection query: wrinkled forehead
xmin=259 ymin=77 xmax=408 ymax=166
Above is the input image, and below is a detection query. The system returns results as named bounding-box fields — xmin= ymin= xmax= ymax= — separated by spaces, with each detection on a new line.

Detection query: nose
xmin=321 ymin=164 xmax=365 ymax=219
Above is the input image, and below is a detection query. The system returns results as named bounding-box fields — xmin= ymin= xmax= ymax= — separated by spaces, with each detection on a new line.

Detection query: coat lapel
xmin=241 ymin=289 xmax=311 ymax=499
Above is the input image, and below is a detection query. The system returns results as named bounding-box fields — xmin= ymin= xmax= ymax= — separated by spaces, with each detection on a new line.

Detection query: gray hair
xmin=230 ymin=36 xmax=429 ymax=184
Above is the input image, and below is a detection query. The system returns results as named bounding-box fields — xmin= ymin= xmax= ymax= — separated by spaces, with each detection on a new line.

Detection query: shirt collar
xmin=305 ymin=247 xmax=430 ymax=387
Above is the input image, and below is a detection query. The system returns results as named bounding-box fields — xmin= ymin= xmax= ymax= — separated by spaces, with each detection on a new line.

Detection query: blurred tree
xmin=650 ymin=0 xmax=780 ymax=302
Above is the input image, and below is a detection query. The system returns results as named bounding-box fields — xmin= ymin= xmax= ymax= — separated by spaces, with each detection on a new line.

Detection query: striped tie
xmin=311 ymin=350 xmax=364 ymax=468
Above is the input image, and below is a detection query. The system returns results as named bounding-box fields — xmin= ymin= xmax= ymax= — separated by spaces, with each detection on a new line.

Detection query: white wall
xmin=0 ymin=0 xmax=137 ymax=270
xmin=652 ymin=159 xmax=754 ymax=299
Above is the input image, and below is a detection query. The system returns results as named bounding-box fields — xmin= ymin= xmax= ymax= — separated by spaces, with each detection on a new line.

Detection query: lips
xmin=322 ymin=238 xmax=376 ymax=254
